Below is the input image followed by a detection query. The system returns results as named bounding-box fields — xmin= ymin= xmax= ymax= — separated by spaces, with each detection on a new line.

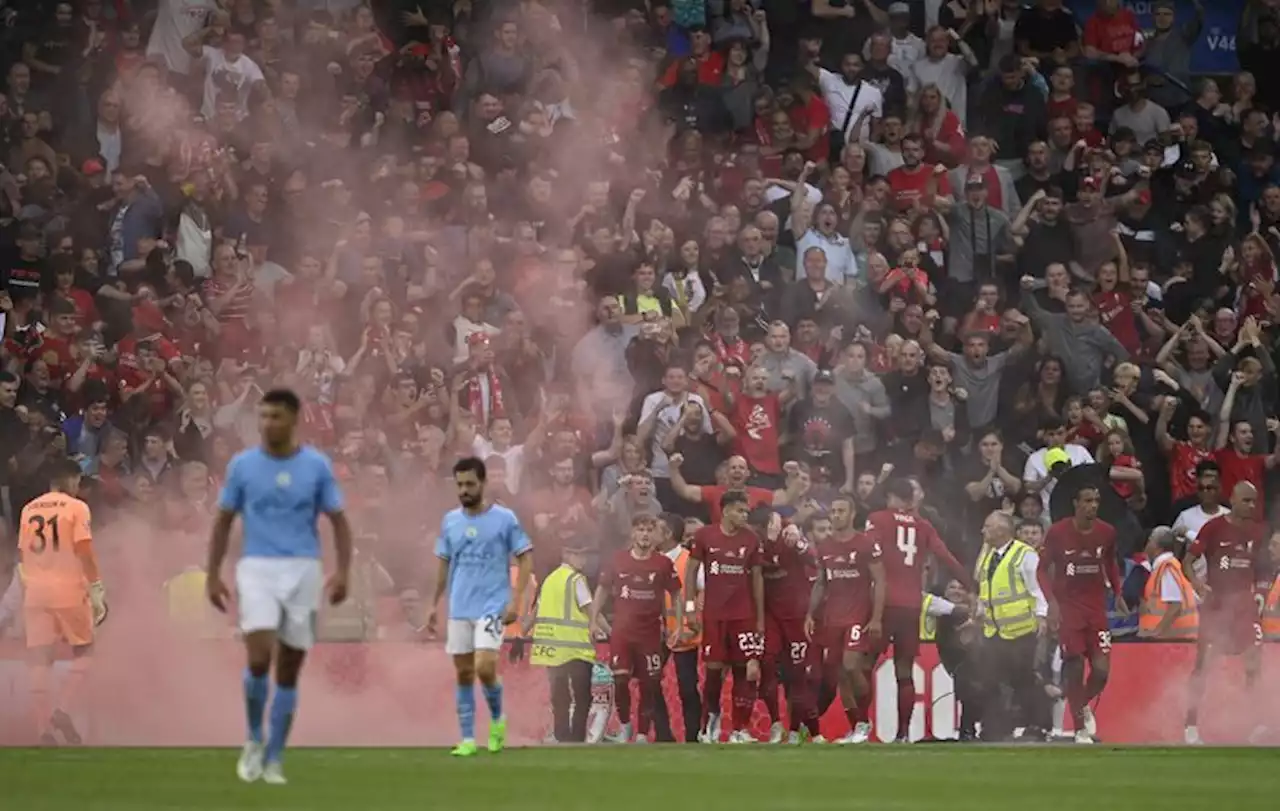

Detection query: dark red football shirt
xmin=763 ymin=529 xmax=816 ymax=620
xmin=864 ymin=510 xmax=967 ymax=608
xmin=1038 ymin=518 xmax=1123 ymax=625
xmin=600 ymin=549 xmax=679 ymax=639
xmin=690 ymin=524 xmax=762 ymax=622
xmin=815 ymin=532 xmax=879 ymax=626
xmin=1190 ymin=515 xmax=1265 ymax=612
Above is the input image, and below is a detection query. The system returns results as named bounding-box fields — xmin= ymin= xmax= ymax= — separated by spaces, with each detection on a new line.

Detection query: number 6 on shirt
xmin=896 ymin=526 xmax=917 ymax=566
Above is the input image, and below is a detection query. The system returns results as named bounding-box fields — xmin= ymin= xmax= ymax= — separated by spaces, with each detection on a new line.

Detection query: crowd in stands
xmin=1 ymin=0 xmax=1280 ymax=639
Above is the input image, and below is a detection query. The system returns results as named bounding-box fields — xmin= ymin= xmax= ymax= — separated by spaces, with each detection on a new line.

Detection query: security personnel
xmin=659 ymin=513 xmax=702 ymax=743
xmin=974 ymin=510 xmax=1051 ymax=741
xmin=529 ymin=544 xmax=596 ymax=742
xmin=1263 ymin=532 xmax=1280 ymax=642
xmin=1138 ymin=527 xmax=1200 ymax=639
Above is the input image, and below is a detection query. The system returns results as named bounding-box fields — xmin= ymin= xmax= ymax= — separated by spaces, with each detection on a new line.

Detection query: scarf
xmin=467 ymin=366 xmax=505 ymax=426
xmin=712 ymin=331 xmax=749 ymax=367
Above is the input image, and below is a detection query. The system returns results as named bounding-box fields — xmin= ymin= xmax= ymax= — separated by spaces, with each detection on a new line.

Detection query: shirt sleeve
xmin=434 ymin=518 xmax=452 ymax=560
xmin=317 ymin=456 xmax=344 ymax=514
xmin=926 ymin=596 xmax=957 ymax=617
xmin=1021 ymin=548 xmax=1050 ymax=618
xmin=574 ymin=574 xmax=593 ymax=609
xmin=506 ymin=512 xmax=533 ymax=557
xmin=1159 ymin=569 xmax=1183 ymax=602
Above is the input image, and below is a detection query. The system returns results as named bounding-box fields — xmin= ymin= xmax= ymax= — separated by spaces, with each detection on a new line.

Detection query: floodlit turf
xmin=1 ymin=746 xmax=1277 ymax=810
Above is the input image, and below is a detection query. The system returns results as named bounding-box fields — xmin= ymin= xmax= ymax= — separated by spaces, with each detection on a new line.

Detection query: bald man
xmin=1181 ymin=482 xmax=1268 ymax=744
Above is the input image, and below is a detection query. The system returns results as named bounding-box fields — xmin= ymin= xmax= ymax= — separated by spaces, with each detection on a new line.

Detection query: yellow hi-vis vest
xmin=977 ymin=541 xmax=1038 ymax=640
xmin=529 ymin=564 xmax=595 ymax=667
xmin=920 ymin=593 xmax=937 ymax=642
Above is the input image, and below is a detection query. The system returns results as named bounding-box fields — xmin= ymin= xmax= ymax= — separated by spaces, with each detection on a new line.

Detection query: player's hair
xmin=1073 ymin=484 xmax=1101 ymax=501
xmin=49 ymin=458 xmax=83 ymax=487
xmin=829 ymin=492 xmax=856 ymax=510
xmin=719 ymin=489 xmax=749 ymax=511
xmin=885 ymin=478 xmax=914 ymax=505
xmin=453 ymin=456 xmax=488 ymax=481
xmin=659 ymin=512 xmax=685 ymax=543
xmin=260 ymin=388 xmax=301 ymax=414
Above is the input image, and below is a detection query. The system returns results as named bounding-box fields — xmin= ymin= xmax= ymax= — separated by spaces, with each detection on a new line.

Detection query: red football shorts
xmin=702 ymin=617 xmax=763 ymax=664
xmin=1201 ymin=604 xmax=1262 ymax=656
xmin=1058 ymin=615 xmax=1112 ymax=660
xmin=766 ymin=614 xmax=815 ymax=667
xmin=881 ymin=606 xmax=920 ymax=660
xmin=609 ymin=632 xmax=664 ymax=677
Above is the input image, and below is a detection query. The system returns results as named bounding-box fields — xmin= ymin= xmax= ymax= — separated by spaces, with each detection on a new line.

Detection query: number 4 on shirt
xmin=896 ymin=526 xmax=917 ymax=567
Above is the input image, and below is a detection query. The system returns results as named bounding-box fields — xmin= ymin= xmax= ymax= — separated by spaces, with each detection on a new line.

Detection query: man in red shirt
xmin=756 ymin=507 xmax=818 ymax=744
xmin=1156 ymin=398 xmax=1214 ymax=504
xmin=864 ymin=479 xmax=969 ymax=742
xmin=1038 ymin=485 xmax=1126 ymax=744
xmin=1182 ymin=482 xmax=1268 ymax=745
xmin=591 ymin=514 xmax=681 ymax=744
xmin=658 ymin=28 xmax=724 ymax=88
xmin=728 ymin=366 xmax=787 ymax=484
xmin=668 ymin=453 xmax=775 ymax=523
xmin=1082 ymin=0 xmax=1143 ymax=69
xmin=888 ymin=133 xmax=950 ymax=212
xmin=684 ymin=490 xmax=764 ymax=744
xmin=806 ymin=494 xmax=885 ymax=744
xmin=1212 ymin=409 xmax=1280 ymax=506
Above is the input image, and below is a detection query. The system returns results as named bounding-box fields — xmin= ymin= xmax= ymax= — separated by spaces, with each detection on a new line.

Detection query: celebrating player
xmin=18 ymin=458 xmax=106 ymax=745
xmin=685 ymin=490 xmax=765 ymax=743
xmin=807 ymin=494 xmax=886 ymax=744
xmin=428 ymin=456 xmax=533 ymax=757
xmin=591 ymin=513 xmax=681 ymax=743
xmin=1182 ymin=481 xmax=1267 ymax=745
xmin=1038 ymin=485 xmax=1126 ymax=744
xmin=864 ymin=479 xmax=969 ymax=742
xmin=758 ymin=507 xmax=819 ymax=744
xmin=207 ymin=388 xmax=353 ymax=784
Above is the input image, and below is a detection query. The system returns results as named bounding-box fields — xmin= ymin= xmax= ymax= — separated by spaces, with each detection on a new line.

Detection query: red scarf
xmin=713 ymin=332 xmax=749 ymax=367
xmin=467 ymin=366 xmax=505 ymax=425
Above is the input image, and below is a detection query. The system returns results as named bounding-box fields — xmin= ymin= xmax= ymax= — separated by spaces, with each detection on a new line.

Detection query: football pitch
xmin=1 ymin=746 xmax=1278 ymax=810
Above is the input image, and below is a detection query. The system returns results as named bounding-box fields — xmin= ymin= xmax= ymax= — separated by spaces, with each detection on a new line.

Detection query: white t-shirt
xmin=1172 ymin=504 xmax=1230 ymax=542
xmin=1151 ymin=552 xmax=1185 ymax=603
xmin=639 ymin=392 xmax=712 ymax=479
xmin=817 ymin=70 xmax=883 ymax=143
xmin=146 ymin=0 xmax=218 ymax=76
xmin=199 ymin=46 xmax=265 ymax=119
xmin=1023 ymin=443 xmax=1095 ymax=509
xmin=472 ymin=437 xmax=526 ymax=495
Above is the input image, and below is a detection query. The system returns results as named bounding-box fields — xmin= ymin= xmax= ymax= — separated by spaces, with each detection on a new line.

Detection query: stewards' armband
xmin=685 ymin=600 xmax=696 ymax=612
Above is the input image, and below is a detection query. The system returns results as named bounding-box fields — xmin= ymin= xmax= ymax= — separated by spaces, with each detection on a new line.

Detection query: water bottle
xmin=585 ymin=660 xmax=614 ymax=744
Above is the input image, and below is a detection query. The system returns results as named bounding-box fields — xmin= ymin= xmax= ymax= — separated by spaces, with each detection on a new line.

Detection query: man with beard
xmin=887 ymin=133 xmax=950 ymax=212
xmin=591 ymin=514 xmax=682 ymax=744
xmin=727 ymin=365 xmax=788 ymax=486
xmin=787 ymin=370 xmax=856 ymax=496
xmin=805 ymin=494 xmax=885 ymax=743
xmin=816 ymin=52 xmax=884 ymax=158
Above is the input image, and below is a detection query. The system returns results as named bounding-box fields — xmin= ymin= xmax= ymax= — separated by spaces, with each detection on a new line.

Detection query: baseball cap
xmin=1045 ymin=447 xmax=1071 ymax=470
xmin=888 ymin=2 xmax=910 ymax=14
xmin=814 ymin=369 xmax=835 ymax=384
xmin=81 ymin=158 xmax=106 ymax=176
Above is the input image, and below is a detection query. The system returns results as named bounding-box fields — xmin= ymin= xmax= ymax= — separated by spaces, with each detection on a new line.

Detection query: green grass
xmin=1 ymin=747 xmax=1277 ymax=810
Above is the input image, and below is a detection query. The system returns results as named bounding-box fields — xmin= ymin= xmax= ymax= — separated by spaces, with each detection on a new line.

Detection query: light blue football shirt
xmin=435 ymin=504 xmax=532 ymax=620
xmin=217 ymin=446 xmax=344 ymax=559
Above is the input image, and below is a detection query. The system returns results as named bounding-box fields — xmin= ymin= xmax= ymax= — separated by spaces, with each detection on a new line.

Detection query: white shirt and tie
xmin=817 ymin=68 xmax=884 ymax=145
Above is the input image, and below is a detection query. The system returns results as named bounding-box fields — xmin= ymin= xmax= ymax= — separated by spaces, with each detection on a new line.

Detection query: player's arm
xmin=506 ymin=514 xmax=534 ymax=624
xmin=327 ymin=510 xmax=354 ymax=603
xmin=805 ymin=568 xmax=826 ymax=640
xmin=1103 ymin=531 xmax=1127 ymax=612
xmin=751 ymin=562 xmax=765 ymax=635
xmin=868 ymin=558 xmax=887 ymax=638
xmin=206 ymin=508 xmax=237 ymax=612
xmin=929 ymin=528 xmax=971 ymax=589
xmin=76 ymin=505 xmax=107 ymax=625
xmin=1182 ymin=534 xmax=1208 ymax=596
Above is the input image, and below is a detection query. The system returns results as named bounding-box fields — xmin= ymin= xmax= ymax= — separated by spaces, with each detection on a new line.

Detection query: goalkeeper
xmin=17 ymin=459 xmax=108 ymax=745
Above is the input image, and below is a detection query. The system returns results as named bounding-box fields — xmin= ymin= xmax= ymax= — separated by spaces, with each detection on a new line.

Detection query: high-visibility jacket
xmin=1260 ymin=575 xmax=1280 ymax=642
xmin=920 ymin=593 xmax=936 ymax=642
xmin=504 ymin=565 xmax=536 ymax=640
xmin=529 ymin=564 xmax=595 ymax=667
xmin=977 ymin=541 xmax=1038 ymax=641
xmin=665 ymin=547 xmax=702 ymax=652
xmin=1138 ymin=554 xmax=1199 ymax=639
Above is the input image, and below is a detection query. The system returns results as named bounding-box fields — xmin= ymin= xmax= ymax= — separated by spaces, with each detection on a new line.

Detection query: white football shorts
xmin=236 ymin=557 xmax=324 ymax=651
xmin=445 ymin=616 xmax=505 ymax=655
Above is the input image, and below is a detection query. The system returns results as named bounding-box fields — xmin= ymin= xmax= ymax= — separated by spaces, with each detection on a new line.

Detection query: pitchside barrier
xmin=3 ymin=637 xmax=1279 ymax=746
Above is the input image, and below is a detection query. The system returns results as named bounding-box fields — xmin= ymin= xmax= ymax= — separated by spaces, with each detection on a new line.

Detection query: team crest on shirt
xmin=275 ymin=472 xmax=291 ymax=487
xmin=1096 ymin=546 xmax=1103 ymax=558
xmin=465 ymin=526 xmax=478 ymax=538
